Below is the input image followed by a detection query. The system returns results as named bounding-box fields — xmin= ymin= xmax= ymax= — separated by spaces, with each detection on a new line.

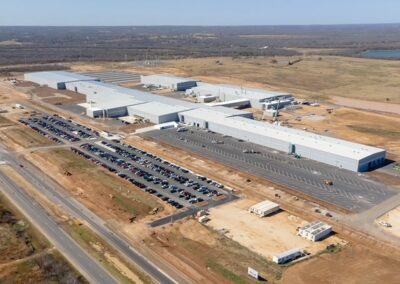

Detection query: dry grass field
xmin=165 ymin=56 xmax=400 ymax=104
xmin=282 ymin=244 xmax=400 ymax=284
xmin=73 ymin=56 xmax=400 ymax=104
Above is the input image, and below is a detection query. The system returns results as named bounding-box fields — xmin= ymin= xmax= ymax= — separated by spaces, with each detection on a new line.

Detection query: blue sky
xmin=1 ymin=0 xmax=399 ymax=26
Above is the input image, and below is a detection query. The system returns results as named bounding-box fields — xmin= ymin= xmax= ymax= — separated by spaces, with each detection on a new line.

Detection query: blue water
xmin=362 ymin=50 xmax=400 ymax=59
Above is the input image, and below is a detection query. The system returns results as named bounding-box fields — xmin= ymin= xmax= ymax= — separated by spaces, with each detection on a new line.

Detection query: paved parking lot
xmin=20 ymin=115 xmax=237 ymax=214
xmin=144 ymin=127 xmax=396 ymax=213
xmin=19 ymin=114 xmax=97 ymax=144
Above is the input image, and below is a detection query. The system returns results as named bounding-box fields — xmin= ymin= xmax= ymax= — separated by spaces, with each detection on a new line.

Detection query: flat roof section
xmin=27 ymin=71 xmax=98 ymax=83
xmin=127 ymin=102 xmax=192 ymax=116
xmin=82 ymin=97 xmax=145 ymax=110
xmin=179 ymin=107 xmax=252 ymax=121
xmin=195 ymin=82 xmax=291 ymax=100
xmin=227 ymin=116 xmax=385 ymax=160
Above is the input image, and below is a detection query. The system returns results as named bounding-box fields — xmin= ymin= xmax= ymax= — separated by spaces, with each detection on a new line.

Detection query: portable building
xmin=25 ymin=71 xmax=98 ymax=90
xmin=197 ymin=95 xmax=217 ymax=103
xmin=141 ymin=74 xmax=198 ymax=91
xmin=298 ymin=221 xmax=332 ymax=242
xmin=272 ymin=248 xmax=302 ymax=264
xmin=249 ymin=200 xmax=280 ymax=217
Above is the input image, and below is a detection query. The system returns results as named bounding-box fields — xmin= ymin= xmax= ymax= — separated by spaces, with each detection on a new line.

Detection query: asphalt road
xmin=1 ymin=150 xmax=176 ymax=284
xmin=144 ymin=128 xmax=396 ymax=213
xmin=0 ymin=169 xmax=118 ymax=284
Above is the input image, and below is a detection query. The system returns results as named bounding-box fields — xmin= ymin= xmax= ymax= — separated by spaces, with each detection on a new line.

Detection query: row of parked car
xmin=43 ymin=115 xmax=96 ymax=140
xmin=71 ymin=146 xmax=184 ymax=209
xmin=79 ymin=143 xmax=192 ymax=208
xmin=19 ymin=118 xmax=64 ymax=144
xmin=100 ymin=141 xmax=223 ymax=198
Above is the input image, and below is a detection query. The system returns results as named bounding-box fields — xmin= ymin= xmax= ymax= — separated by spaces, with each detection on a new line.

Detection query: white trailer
xmin=298 ymin=221 xmax=332 ymax=242
xmin=249 ymin=200 xmax=280 ymax=217
xmin=272 ymin=248 xmax=302 ymax=264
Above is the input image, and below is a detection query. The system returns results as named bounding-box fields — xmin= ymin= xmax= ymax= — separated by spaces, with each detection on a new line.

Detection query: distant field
xmin=165 ymin=56 xmax=400 ymax=103
xmin=0 ymin=39 xmax=22 ymax=46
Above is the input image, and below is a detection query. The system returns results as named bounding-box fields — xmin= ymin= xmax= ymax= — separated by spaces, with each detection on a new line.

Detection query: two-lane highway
xmin=0 ymin=169 xmax=118 ymax=284
xmin=0 ymin=149 xmax=178 ymax=284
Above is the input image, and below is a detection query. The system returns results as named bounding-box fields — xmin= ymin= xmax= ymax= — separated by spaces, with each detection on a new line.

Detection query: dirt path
xmin=331 ymin=96 xmax=400 ymax=115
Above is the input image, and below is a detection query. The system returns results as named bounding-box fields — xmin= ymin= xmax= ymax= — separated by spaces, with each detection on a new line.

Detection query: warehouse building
xmin=25 ymin=71 xmax=386 ymax=172
xmin=188 ymin=83 xmax=294 ymax=108
xmin=25 ymin=71 xmax=99 ymax=90
xmin=127 ymin=102 xmax=192 ymax=124
xmin=177 ymin=113 xmax=386 ymax=172
xmin=249 ymin=200 xmax=280 ymax=217
xmin=141 ymin=74 xmax=198 ymax=91
xmin=272 ymin=248 xmax=303 ymax=264
xmin=298 ymin=221 xmax=332 ymax=242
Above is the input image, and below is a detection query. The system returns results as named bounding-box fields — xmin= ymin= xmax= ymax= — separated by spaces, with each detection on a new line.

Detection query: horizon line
xmin=1 ymin=22 xmax=400 ymax=28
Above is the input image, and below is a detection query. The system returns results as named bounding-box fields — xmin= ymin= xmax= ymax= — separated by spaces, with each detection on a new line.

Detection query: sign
xmin=247 ymin=267 xmax=259 ymax=280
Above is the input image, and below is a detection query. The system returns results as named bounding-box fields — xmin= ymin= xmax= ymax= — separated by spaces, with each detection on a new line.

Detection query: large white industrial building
xmin=141 ymin=74 xmax=198 ymax=91
xmin=179 ymin=113 xmax=385 ymax=172
xmin=25 ymin=71 xmax=386 ymax=172
xmin=24 ymin=71 xmax=99 ymax=90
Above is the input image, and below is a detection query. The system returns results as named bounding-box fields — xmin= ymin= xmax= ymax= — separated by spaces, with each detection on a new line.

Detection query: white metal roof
xmin=179 ymin=107 xmax=250 ymax=121
xmin=219 ymin=116 xmax=385 ymax=160
xmin=27 ymin=71 xmax=97 ymax=83
xmin=127 ymin=101 xmax=192 ymax=116
xmin=86 ymin=97 xmax=144 ymax=110
xmin=195 ymin=82 xmax=291 ymax=100
xmin=299 ymin=221 xmax=332 ymax=235
xmin=274 ymin=248 xmax=302 ymax=259
xmin=208 ymin=98 xmax=250 ymax=106
xmin=250 ymin=200 xmax=279 ymax=211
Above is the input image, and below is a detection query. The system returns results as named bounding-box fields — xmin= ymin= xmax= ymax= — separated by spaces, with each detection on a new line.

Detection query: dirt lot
xmin=377 ymin=206 xmax=400 ymax=238
xmin=281 ymin=243 xmax=400 ymax=284
xmin=25 ymin=148 xmax=172 ymax=224
xmin=207 ymin=199 xmax=345 ymax=260
xmin=119 ymin=121 xmax=154 ymax=134
xmin=331 ymin=96 xmax=400 ymax=115
xmin=24 ymin=85 xmax=86 ymax=105
xmin=145 ymin=218 xmax=282 ymax=283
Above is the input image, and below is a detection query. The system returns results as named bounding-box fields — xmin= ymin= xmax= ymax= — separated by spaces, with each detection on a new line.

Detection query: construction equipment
xmin=63 ymin=170 xmax=72 ymax=176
